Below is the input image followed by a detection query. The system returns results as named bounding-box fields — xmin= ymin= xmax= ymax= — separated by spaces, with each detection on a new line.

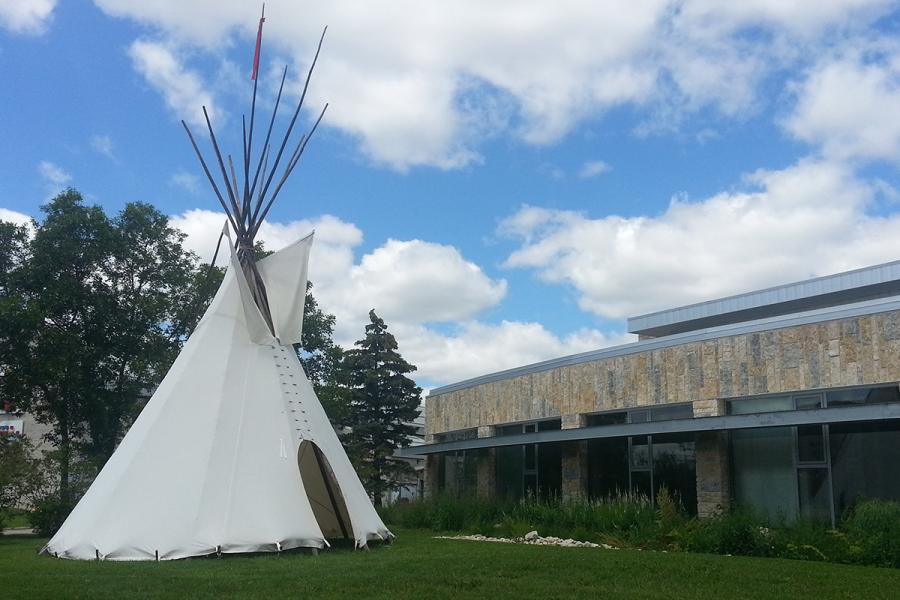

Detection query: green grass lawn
xmin=2 ymin=529 xmax=898 ymax=599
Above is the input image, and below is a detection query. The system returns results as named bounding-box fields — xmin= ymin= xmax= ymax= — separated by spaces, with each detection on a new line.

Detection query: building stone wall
xmin=475 ymin=426 xmax=496 ymax=499
xmin=476 ymin=450 xmax=496 ymax=499
xmin=560 ymin=414 xmax=587 ymax=500
xmin=560 ymin=442 xmax=587 ymax=500
xmin=423 ymin=455 xmax=440 ymax=499
xmin=427 ymin=310 xmax=900 ymax=434
xmin=696 ymin=432 xmax=731 ymax=517
xmin=693 ymin=399 xmax=730 ymax=517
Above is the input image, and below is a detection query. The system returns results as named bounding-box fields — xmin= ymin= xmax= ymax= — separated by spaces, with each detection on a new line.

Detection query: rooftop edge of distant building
xmin=627 ymin=259 xmax=900 ymax=338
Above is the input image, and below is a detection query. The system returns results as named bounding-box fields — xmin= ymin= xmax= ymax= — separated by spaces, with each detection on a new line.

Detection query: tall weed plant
xmin=843 ymin=499 xmax=900 ymax=568
xmin=380 ymin=494 xmax=900 ymax=569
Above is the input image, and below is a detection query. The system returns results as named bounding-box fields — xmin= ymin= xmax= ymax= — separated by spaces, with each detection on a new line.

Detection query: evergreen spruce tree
xmin=342 ymin=309 xmax=421 ymax=505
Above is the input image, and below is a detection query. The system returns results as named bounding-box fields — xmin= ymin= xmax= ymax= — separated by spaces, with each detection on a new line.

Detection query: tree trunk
xmin=371 ymin=453 xmax=384 ymax=507
xmin=59 ymin=415 xmax=70 ymax=506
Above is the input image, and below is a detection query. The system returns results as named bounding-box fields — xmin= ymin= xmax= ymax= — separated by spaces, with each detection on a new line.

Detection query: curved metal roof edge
xmin=627 ymin=259 xmax=900 ymax=330
xmin=428 ymin=294 xmax=900 ymax=398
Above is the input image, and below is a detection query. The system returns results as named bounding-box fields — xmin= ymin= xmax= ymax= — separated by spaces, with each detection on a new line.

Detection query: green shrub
xmin=843 ymin=499 xmax=900 ymax=568
xmin=0 ymin=436 xmax=42 ymax=527
xmin=767 ymin=520 xmax=851 ymax=564
xmin=380 ymin=494 xmax=508 ymax=533
xmin=677 ymin=508 xmax=768 ymax=557
xmin=28 ymin=496 xmax=78 ymax=538
xmin=0 ymin=509 xmax=32 ymax=531
xmin=15 ymin=450 xmax=103 ymax=538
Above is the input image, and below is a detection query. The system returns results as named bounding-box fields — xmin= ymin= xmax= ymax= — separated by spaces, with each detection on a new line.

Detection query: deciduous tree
xmin=0 ymin=190 xmax=216 ymax=521
xmin=296 ymin=282 xmax=347 ymax=424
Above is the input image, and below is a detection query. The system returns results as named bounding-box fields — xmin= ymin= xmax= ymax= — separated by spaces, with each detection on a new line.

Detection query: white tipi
xmin=43 ymin=230 xmax=392 ymax=560
xmin=44 ymin=15 xmax=392 ymax=560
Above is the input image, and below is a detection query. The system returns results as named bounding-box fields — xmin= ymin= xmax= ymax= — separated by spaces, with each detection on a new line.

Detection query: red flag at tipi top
xmin=251 ymin=4 xmax=266 ymax=81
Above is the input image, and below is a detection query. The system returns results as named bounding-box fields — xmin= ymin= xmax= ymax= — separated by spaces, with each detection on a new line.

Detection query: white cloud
xmin=94 ymin=0 xmax=897 ymax=170
xmin=169 ymin=170 xmax=201 ymax=194
xmin=170 ymin=208 xmax=320 ymax=264
xmin=397 ymin=321 xmax=632 ymax=385
xmin=321 ymin=239 xmax=507 ymax=335
xmin=38 ymin=160 xmax=71 ymax=197
xmin=169 ymin=209 xmax=231 ymax=263
xmin=0 ymin=208 xmax=32 ymax=227
xmin=170 ymin=207 xmax=503 ymax=320
xmin=579 ymin=160 xmax=612 ymax=179
xmin=128 ymin=40 xmax=220 ymax=127
xmin=0 ymin=0 xmax=56 ymax=34
xmin=38 ymin=160 xmax=70 ymax=185
xmin=675 ymin=0 xmax=895 ymax=36
xmin=785 ymin=43 xmax=900 ymax=164
xmin=501 ymin=159 xmax=900 ymax=319
xmin=538 ymin=163 xmax=566 ymax=181
xmin=169 ymin=209 xmax=364 ymax=294
xmin=90 ymin=134 xmax=117 ymax=161
xmin=167 ymin=208 xmax=604 ymax=385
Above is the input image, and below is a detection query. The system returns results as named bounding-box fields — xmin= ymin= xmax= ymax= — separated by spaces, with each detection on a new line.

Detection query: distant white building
xmin=383 ymin=410 xmax=425 ymax=505
xmin=0 ymin=401 xmax=52 ymax=451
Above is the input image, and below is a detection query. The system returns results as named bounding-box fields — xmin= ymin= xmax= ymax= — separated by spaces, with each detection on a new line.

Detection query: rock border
xmin=435 ymin=530 xmax=617 ymax=549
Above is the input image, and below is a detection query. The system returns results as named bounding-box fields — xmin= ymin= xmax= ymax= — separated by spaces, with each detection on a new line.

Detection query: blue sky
xmin=3 ymin=1 xmax=900 ymax=388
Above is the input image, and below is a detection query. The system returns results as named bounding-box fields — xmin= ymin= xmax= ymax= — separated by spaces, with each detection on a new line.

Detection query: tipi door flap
xmin=297 ymin=440 xmax=352 ymax=539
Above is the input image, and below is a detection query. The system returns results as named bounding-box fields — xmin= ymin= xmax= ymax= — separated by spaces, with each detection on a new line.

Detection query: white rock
xmin=434 ymin=532 xmax=616 ymax=550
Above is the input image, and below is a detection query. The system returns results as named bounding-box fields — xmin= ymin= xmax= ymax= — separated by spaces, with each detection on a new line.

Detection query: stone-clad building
xmin=404 ymin=260 xmax=900 ymax=523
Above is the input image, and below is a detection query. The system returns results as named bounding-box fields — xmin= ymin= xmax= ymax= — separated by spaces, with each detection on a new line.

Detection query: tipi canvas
xmin=43 ymin=231 xmax=392 ymax=560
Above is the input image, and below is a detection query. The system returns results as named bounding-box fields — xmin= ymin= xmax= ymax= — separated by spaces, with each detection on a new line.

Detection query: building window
xmin=436 ymin=450 xmax=477 ymax=497
xmin=727 ymin=394 xmax=793 ymax=415
xmin=586 ymin=438 xmax=628 ymax=499
xmin=829 ymin=421 xmax=900 ymax=518
xmin=731 ymin=426 xmax=797 ymax=522
xmin=585 ymin=405 xmax=696 ymax=513
xmin=586 ymin=411 xmax=627 ymax=427
xmin=434 ymin=429 xmax=478 ymax=497
xmin=652 ymin=432 xmax=697 ymax=513
xmin=649 ymin=403 xmax=694 ymax=421
xmin=494 ymin=418 xmax=561 ymax=500
xmin=729 ymin=384 xmax=900 ymax=524
xmin=726 ymin=383 xmax=900 ymax=414
xmin=434 ymin=428 xmax=477 ymax=443
xmin=827 ymin=386 xmax=900 ymax=407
